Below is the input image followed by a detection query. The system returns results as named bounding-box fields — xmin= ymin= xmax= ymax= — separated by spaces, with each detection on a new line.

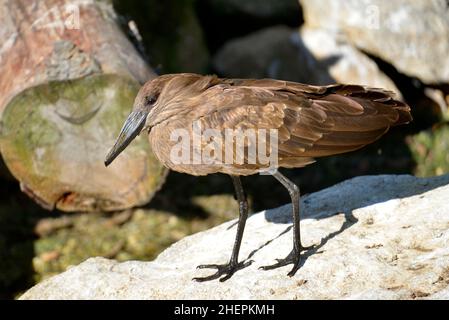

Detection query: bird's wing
xmin=189 ymin=81 xmax=410 ymax=169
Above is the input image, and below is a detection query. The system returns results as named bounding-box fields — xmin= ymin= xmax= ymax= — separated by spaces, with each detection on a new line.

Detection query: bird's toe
xmin=193 ymin=260 xmax=252 ymax=282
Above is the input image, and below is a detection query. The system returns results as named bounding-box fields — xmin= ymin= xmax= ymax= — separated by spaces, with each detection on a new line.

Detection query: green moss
xmin=31 ymin=206 xmax=234 ymax=282
xmin=0 ymin=75 xmax=132 ymax=182
xmin=0 ymin=74 xmax=167 ymax=211
xmin=408 ymin=124 xmax=449 ymax=177
xmin=33 ymin=214 xmax=126 ymax=280
xmin=192 ymin=194 xmax=240 ymax=221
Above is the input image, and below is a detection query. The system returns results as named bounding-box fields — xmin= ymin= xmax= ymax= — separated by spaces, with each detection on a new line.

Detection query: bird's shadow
xmin=240 ymin=174 xmax=449 ymax=269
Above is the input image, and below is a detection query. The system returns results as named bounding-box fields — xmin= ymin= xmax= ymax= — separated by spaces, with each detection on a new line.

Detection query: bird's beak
xmin=104 ymin=110 xmax=148 ymax=166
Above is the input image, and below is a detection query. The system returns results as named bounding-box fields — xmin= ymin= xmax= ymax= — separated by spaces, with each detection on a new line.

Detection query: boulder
xmin=213 ymin=26 xmax=400 ymax=95
xmin=300 ymin=27 xmax=400 ymax=95
xmin=300 ymin=0 xmax=449 ymax=83
xmin=20 ymin=174 xmax=449 ymax=299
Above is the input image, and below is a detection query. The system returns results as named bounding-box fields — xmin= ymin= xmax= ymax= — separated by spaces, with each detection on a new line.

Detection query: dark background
xmin=1 ymin=0 xmax=448 ymax=299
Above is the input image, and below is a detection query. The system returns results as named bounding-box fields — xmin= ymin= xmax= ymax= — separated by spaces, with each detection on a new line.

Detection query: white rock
xmin=299 ymin=27 xmax=400 ymax=97
xmin=300 ymin=0 xmax=449 ymax=83
xmin=20 ymin=174 xmax=449 ymax=300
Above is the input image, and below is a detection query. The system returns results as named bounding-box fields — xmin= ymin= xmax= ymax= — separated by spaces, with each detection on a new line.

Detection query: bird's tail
xmin=332 ymin=85 xmax=413 ymax=126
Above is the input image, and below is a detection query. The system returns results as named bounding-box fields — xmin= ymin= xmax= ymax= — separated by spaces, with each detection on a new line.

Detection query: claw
xmin=259 ymin=258 xmax=292 ymax=271
xmin=196 ymin=264 xmax=221 ymax=269
xmin=193 ymin=260 xmax=253 ymax=282
xmin=287 ymin=264 xmax=300 ymax=277
xmin=260 ymin=245 xmax=313 ymax=277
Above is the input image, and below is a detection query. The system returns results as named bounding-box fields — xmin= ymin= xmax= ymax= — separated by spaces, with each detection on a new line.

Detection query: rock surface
xmin=20 ymin=174 xmax=449 ymax=299
xmin=300 ymin=0 xmax=449 ymax=83
xmin=213 ymin=26 xmax=399 ymax=95
xmin=299 ymin=27 xmax=400 ymax=95
xmin=213 ymin=26 xmax=313 ymax=82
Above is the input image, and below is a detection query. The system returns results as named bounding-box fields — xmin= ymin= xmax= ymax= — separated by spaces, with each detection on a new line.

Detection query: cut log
xmin=0 ymin=0 xmax=167 ymax=211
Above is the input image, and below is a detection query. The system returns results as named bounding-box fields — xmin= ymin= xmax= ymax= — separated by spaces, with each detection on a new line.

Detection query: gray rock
xmin=300 ymin=27 xmax=400 ymax=95
xmin=20 ymin=174 xmax=449 ymax=299
xmin=300 ymin=0 xmax=449 ymax=83
xmin=213 ymin=26 xmax=318 ymax=82
xmin=213 ymin=26 xmax=399 ymax=95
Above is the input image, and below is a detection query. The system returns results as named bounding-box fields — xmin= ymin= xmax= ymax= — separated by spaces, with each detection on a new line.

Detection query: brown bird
xmin=105 ymin=73 xmax=412 ymax=282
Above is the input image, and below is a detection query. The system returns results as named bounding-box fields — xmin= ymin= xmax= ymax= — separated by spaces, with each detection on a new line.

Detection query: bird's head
xmin=104 ymin=76 xmax=166 ymax=167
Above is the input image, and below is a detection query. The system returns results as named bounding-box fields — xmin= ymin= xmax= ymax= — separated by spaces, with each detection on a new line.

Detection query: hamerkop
xmin=105 ymin=73 xmax=412 ymax=281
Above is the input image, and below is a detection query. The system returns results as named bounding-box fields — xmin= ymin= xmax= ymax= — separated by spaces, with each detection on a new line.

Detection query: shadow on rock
xmin=257 ymin=174 xmax=449 ymax=267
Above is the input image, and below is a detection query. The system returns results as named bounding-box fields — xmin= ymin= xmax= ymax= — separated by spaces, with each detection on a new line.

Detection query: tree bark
xmin=0 ymin=0 xmax=167 ymax=211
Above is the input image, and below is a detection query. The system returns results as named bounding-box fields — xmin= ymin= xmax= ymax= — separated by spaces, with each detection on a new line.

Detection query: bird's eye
xmin=145 ymin=95 xmax=158 ymax=105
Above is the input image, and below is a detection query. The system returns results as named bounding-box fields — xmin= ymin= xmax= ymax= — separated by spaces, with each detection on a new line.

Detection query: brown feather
xmin=136 ymin=74 xmax=412 ymax=176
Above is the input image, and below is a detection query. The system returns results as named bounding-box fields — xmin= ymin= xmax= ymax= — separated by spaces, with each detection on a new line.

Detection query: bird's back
xmin=148 ymin=75 xmax=412 ymax=175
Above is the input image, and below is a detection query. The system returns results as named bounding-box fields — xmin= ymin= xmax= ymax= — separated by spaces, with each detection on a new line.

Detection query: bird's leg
xmin=261 ymin=170 xmax=310 ymax=276
xmin=193 ymin=175 xmax=252 ymax=282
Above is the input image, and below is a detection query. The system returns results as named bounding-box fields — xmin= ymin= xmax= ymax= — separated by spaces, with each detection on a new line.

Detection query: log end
xmin=0 ymin=74 xmax=167 ymax=212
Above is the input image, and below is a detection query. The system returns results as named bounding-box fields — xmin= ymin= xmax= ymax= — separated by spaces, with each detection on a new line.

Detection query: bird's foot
xmin=193 ymin=260 xmax=253 ymax=282
xmin=260 ymin=245 xmax=313 ymax=277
